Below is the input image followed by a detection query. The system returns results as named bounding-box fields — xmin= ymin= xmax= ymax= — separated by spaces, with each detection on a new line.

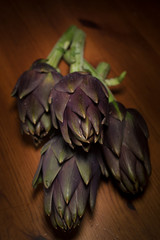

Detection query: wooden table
xmin=0 ymin=0 xmax=160 ymax=239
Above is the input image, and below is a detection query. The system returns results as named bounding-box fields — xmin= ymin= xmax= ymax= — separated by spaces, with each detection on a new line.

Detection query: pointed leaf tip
xmin=44 ymin=186 xmax=54 ymax=216
xmin=59 ymin=157 xmax=80 ymax=204
xmin=76 ymin=152 xmax=92 ymax=185
xmin=32 ymin=156 xmax=43 ymax=188
xmin=11 ymin=90 xmax=16 ymax=97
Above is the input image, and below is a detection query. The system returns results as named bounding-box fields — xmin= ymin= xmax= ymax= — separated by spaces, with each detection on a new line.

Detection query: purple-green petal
xmin=54 ymin=72 xmax=84 ymax=93
xmin=58 ymin=157 xmax=81 ymax=204
xmin=42 ymin=148 xmax=61 ymax=188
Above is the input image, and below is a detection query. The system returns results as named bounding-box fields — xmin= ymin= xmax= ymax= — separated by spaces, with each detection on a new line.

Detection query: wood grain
xmin=0 ymin=0 xmax=160 ymax=239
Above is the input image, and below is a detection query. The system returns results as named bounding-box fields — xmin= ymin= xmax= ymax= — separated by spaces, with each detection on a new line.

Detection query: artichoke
xmin=49 ymin=72 xmax=109 ymax=151
xmin=32 ymin=135 xmax=108 ymax=231
xmin=11 ymin=59 xmax=62 ymax=144
xmin=102 ymin=102 xmax=151 ymax=194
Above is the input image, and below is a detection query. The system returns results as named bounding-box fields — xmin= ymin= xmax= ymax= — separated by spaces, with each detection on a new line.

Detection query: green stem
xmin=90 ymin=62 xmax=126 ymax=121
xmin=64 ymin=29 xmax=86 ymax=73
xmin=105 ymin=71 xmax=127 ymax=87
xmin=63 ymin=27 xmax=125 ymax=120
xmin=47 ymin=25 xmax=77 ymax=68
xmin=83 ymin=60 xmax=126 ymax=104
xmin=83 ymin=60 xmax=116 ymax=101
xmin=96 ymin=62 xmax=110 ymax=79
xmin=92 ymin=63 xmax=125 ymax=120
xmin=65 ymin=53 xmax=116 ymax=102
xmin=83 ymin=60 xmax=103 ymax=80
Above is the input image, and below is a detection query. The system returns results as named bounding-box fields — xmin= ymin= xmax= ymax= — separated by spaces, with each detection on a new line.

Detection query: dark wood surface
xmin=0 ymin=0 xmax=160 ymax=239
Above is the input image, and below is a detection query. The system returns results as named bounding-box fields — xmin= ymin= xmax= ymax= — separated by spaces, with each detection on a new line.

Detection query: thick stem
xmin=47 ymin=25 xmax=77 ymax=68
xmin=65 ymin=29 xmax=86 ymax=73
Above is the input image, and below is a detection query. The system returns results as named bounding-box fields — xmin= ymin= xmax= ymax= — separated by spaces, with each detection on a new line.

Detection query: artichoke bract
xmin=11 ymin=59 xmax=62 ymax=144
xmin=32 ymin=135 xmax=108 ymax=231
xmin=49 ymin=72 xmax=109 ymax=151
xmin=102 ymin=102 xmax=151 ymax=194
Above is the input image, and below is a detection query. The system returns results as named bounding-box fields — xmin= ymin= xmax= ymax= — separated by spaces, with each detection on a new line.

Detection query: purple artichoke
xmin=11 ymin=59 xmax=62 ymax=144
xmin=49 ymin=72 xmax=109 ymax=151
xmin=32 ymin=135 xmax=108 ymax=231
xmin=102 ymin=102 xmax=151 ymax=194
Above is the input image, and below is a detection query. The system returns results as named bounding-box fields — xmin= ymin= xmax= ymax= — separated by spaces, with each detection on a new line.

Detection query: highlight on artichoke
xmin=12 ymin=25 xmax=152 ymax=232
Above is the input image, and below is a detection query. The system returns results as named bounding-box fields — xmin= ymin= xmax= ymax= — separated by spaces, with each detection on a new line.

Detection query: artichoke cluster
xmin=12 ymin=25 xmax=151 ymax=232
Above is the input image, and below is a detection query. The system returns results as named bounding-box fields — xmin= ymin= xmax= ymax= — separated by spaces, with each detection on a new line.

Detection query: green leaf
xmin=42 ymin=149 xmax=61 ymax=188
xmin=76 ymin=152 xmax=92 ymax=185
xmin=32 ymin=156 xmax=43 ymax=188
xmin=44 ymin=185 xmax=54 ymax=216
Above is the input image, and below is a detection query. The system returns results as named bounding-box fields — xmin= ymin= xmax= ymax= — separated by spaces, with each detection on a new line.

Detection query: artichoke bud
xmin=102 ymin=101 xmax=151 ymax=194
xmin=12 ymin=59 xmax=62 ymax=144
xmin=32 ymin=135 xmax=104 ymax=231
xmin=49 ymin=72 xmax=109 ymax=151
